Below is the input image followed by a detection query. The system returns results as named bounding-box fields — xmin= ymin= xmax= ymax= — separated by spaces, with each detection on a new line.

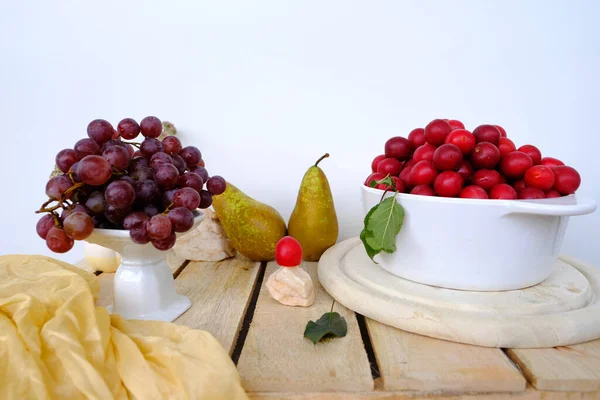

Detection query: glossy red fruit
xmin=377 ymin=158 xmax=403 ymax=176
xmin=473 ymin=125 xmax=501 ymax=146
xmin=524 ymin=165 xmax=555 ymax=191
xmin=459 ymin=185 xmax=488 ymax=199
xmin=399 ymin=161 xmax=415 ymax=189
xmin=276 ymin=236 xmax=303 ymax=267
xmin=500 ymin=151 xmax=533 ymax=179
xmin=424 ymin=119 xmax=453 ymax=146
xmin=455 ymin=160 xmax=474 ymax=183
xmin=371 ymin=154 xmax=386 ymax=172
xmin=410 ymin=185 xmax=435 ymax=196
xmin=518 ymin=187 xmax=546 ymax=199
xmin=545 ymin=190 xmax=562 ymax=198
xmin=518 ymin=145 xmax=542 ymax=165
xmin=498 ymin=137 xmax=516 ymax=158
xmin=471 ymin=169 xmax=502 ymax=191
xmin=489 ymin=183 xmax=517 ymax=199
xmin=385 ymin=137 xmax=412 ymax=160
xmin=364 ymin=172 xmax=386 ymax=187
xmin=495 ymin=125 xmax=507 ymax=138
xmin=553 ymin=166 xmax=581 ymax=195
xmin=410 ymin=160 xmax=438 ymax=186
xmin=445 ymin=129 xmax=476 ymax=155
xmin=408 ymin=128 xmax=426 ymax=149
xmin=471 ymin=142 xmax=501 ymax=169
xmin=376 ymin=176 xmax=406 ymax=193
xmin=540 ymin=157 xmax=565 ymax=169
xmin=433 ymin=144 xmax=463 ymax=171
xmin=434 ymin=171 xmax=464 ymax=197
xmin=413 ymin=143 xmax=436 ymax=162
xmin=447 ymin=120 xmax=465 ymax=130
xmin=513 ymin=180 xmax=527 ymax=192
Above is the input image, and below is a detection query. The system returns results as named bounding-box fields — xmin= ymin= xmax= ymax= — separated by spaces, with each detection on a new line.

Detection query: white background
xmin=1 ymin=1 xmax=599 ymax=266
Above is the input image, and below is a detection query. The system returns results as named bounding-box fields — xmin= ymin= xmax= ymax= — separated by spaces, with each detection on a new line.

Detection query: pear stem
xmin=315 ymin=153 xmax=330 ymax=166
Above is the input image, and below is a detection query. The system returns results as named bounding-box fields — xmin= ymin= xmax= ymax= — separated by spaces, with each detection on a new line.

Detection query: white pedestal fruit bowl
xmin=85 ymin=211 xmax=204 ymax=322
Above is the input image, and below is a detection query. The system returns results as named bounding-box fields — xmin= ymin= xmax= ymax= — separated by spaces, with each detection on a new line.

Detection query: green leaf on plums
xmin=369 ymin=174 xmax=395 ymax=189
xmin=360 ymin=193 xmax=404 ymax=262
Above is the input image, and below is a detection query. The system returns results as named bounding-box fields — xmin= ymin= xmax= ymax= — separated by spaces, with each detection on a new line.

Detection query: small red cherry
xmin=275 ymin=236 xmax=303 ymax=267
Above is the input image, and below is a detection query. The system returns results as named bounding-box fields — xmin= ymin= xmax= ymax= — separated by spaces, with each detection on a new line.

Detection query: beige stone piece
xmin=266 ymin=264 xmax=315 ymax=307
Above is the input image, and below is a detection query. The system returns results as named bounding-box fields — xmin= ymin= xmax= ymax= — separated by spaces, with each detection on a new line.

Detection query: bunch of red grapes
xmin=365 ymin=119 xmax=581 ymax=199
xmin=36 ymin=116 xmax=226 ymax=253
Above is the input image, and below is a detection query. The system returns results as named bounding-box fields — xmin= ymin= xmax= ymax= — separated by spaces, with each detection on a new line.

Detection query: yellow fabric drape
xmin=0 ymin=254 xmax=248 ymax=400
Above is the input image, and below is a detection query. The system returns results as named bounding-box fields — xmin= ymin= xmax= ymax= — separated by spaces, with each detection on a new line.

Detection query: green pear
xmin=212 ymin=182 xmax=287 ymax=261
xmin=288 ymin=154 xmax=339 ymax=261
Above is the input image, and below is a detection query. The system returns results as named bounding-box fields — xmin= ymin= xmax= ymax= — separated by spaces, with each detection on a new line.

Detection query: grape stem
xmin=62 ymin=182 xmax=86 ymax=199
xmin=35 ymin=182 xmax=85 ymax=214
xmin=122 ymin=141 xmax=141 ymax=149
xmin=162 ymin=202 xmax=175 ymax=215
xmin=36 ymin=201 xmax=63 ymax=214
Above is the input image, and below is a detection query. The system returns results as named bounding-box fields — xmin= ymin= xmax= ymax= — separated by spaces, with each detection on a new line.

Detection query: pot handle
xmin=504 ymin=195 xmax=597 ymax=217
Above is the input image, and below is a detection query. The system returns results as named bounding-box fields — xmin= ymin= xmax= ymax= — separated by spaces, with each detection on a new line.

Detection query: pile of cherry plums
xmin=365 ymin=119 xmax=581 ymax=199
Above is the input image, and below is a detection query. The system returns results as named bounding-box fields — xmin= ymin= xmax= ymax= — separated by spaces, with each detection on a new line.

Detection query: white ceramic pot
xmin=361 ymin=185 xmax=596 ymax=291
xmin=85 ymin=211 xmax=204 ymax=321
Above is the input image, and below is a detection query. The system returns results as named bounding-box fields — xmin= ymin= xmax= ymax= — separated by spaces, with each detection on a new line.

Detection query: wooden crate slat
xmin=174 ymin=258 xmax=261 ymax=354
xmin=507 ymin=339 xmax=600 ymax=392
xmin=366 ymin=319 xmax=526 ymax=393
xmin=236 ymin=262 xmax=374 ymax=393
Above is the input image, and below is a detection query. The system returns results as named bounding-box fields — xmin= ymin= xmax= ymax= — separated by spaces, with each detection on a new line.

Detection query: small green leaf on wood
xmin=304 ymin=311 xmax=348 ymax=344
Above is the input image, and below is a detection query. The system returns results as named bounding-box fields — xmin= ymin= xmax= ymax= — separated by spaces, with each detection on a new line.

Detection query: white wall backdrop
xmin=1 ymin=0 xmax=599 ymax=266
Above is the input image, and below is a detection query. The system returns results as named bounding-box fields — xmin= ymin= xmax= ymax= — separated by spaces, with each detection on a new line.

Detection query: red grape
xmin=87 ymin=119 xmax=114 ymax=145
xmin=46 ymin=227 xmax=74 ymax=253
xmin=63 ymin=212 xmax=94 ymax=240
xmin=518 ymin=145 xmax=542 ymax=165
xmin=377 ymin=158 xmax=403 ymax=176
xmin=524 ymin=165 xmax=555 ymax=191
xmin=147 ymin=214 xmax=172 ymax=240
xmin=447 ymin=120 xmax=465 ymax=130
xmin=129 ymin=165 xmax=154 ymax=182
xmin=162 ymin=136 xmax=183 ymax=154
xmin=143 ymin=204 xmax=159 ymax=217
xmin=78 ymin=155 xmax=112 ymax=186
xmin=123 ymin=212 xmax=150 ymax=230
xmin=495 ymin=125 xmax=507 ymax=137
xmin=489 ymin=183 xmax=517 ymax=199
xmin=545 ymin=190 xmax=562 ymax=198
xmin=540 ymin=157 xmax=564 ymax=169
xmin=105 ymin=180 xmax=136 ymax=209
xmin=140 ymin=138 xmax=164 ymax=158
xmin=385 ymin=137 xmax=412 ymax=161
xmin=180 ymin=146 xmax=202 ymax=168
xmin=131 ymin=156 xmax=150 ymax=170
xmin=173 ymin=187 xmax=201 ymax=211
xmin=433 ymin=144 xmax=463 ymax=171
xmin=424 ymin=119 xmax=452 ymax=146
xmin=168 ymin=207 xmax=195 ymax=232
xmin=199 ymin=190 xmax=213 ymax=208
xmin=455 ymin=160 xmax=474 ymax=182
xmin=135 ymin=179 xmax=161 ymax=204
xmin=410 ymin=161 xmax=438 ymax=186
xmin=407 ymin=128 xmax=426 ymax=149
xmin=150 ymin=152 xmax=173 ymax=170
xmin=189 ymin=166 xmax=209 ymax=182
xmin=55 ymin=149 xmax=79 ymax=173
xmin=472 ymin=125 xmax=501 ymax=145
xmin=85 ymin=191 xmax=106 ymax=215
xmin=371 ymin=155 xmax=386 ymax=172
xmin=69 ymin=161 xmax=82 ymax=182
xmin=163 ymin=189 xmax=178 ymax=209
xmin=198 ymin=159 xmax=206 ymax=167
xmin=471 ymin=169 xmax=502 ymax=191
xmin=513 ymin=180 xmax=527 ymax=192
xmin=553 ymin=166 xmax=581 ymax=195
xmin=102 ymin=145 xmax=130 ymax=171
xmin=117 ymin=118 xmax=141 ymax=140
xmin=413 ymin=143 xmax=436 ymax=162
xmin=365 ymin=172 xmax=386 ymax=187
xmin=410 ymin=185 xmax=435 ymax=196
xmin=444 ymin=129 xmax=476 ymax=155
xmin=500 ymin=151 xmax=533 ymax=179
xmin=498 ymin=137 xmax=516 ymax=158
xmin=140 ymin=116 xmax=162 ymax=138
xmin=151 ymin=232 xmax=176 ymax=251
xmin=74 ymin=138 xmax=101 ymax=159
xmin=178 ymin=172 xmax=204 ymax=192
xmin=207 ymin=176 xmax=226 ymax=195
xmin=470 ymin=142 xmax=501 ymax=169
xmin=133 ymin=150 xmax=142 ymax=158
xmin=460 ymin=185 xmax=488 ymax=199
xmin=130 ymin=223 xmax=151 ymax=244
xmin=155 ymin=164 xmax=180 ymax=190
xmin=36 ymin=214 xmax=55 ymax=239
xmin=434 ymin=171 xmax=464 ymax=197
xmin=46 ymin=176 xmax=73 ymax=200
xmin=519 ymin=187 xmax=546 ymax=199
xmin=60 ymin=204 xmax=87 ymax=221
xmin=171 ymin=154 xmax=187 ymax=174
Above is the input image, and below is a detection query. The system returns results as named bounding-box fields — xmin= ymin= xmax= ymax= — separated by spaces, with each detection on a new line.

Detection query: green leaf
xmin=363 ymin=195 xmax=404 ymax=255
xmin=360 ymin=229 xmax=379 ymax=261
xmin=304 ymin=311 xmax=348 ymax=344
xmin=368 ymin=174 xmax=395 ymax=189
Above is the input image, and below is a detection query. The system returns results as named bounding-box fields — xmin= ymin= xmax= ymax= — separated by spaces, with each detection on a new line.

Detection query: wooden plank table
xmin=89 ymin=258 xmax=600 ymax=399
